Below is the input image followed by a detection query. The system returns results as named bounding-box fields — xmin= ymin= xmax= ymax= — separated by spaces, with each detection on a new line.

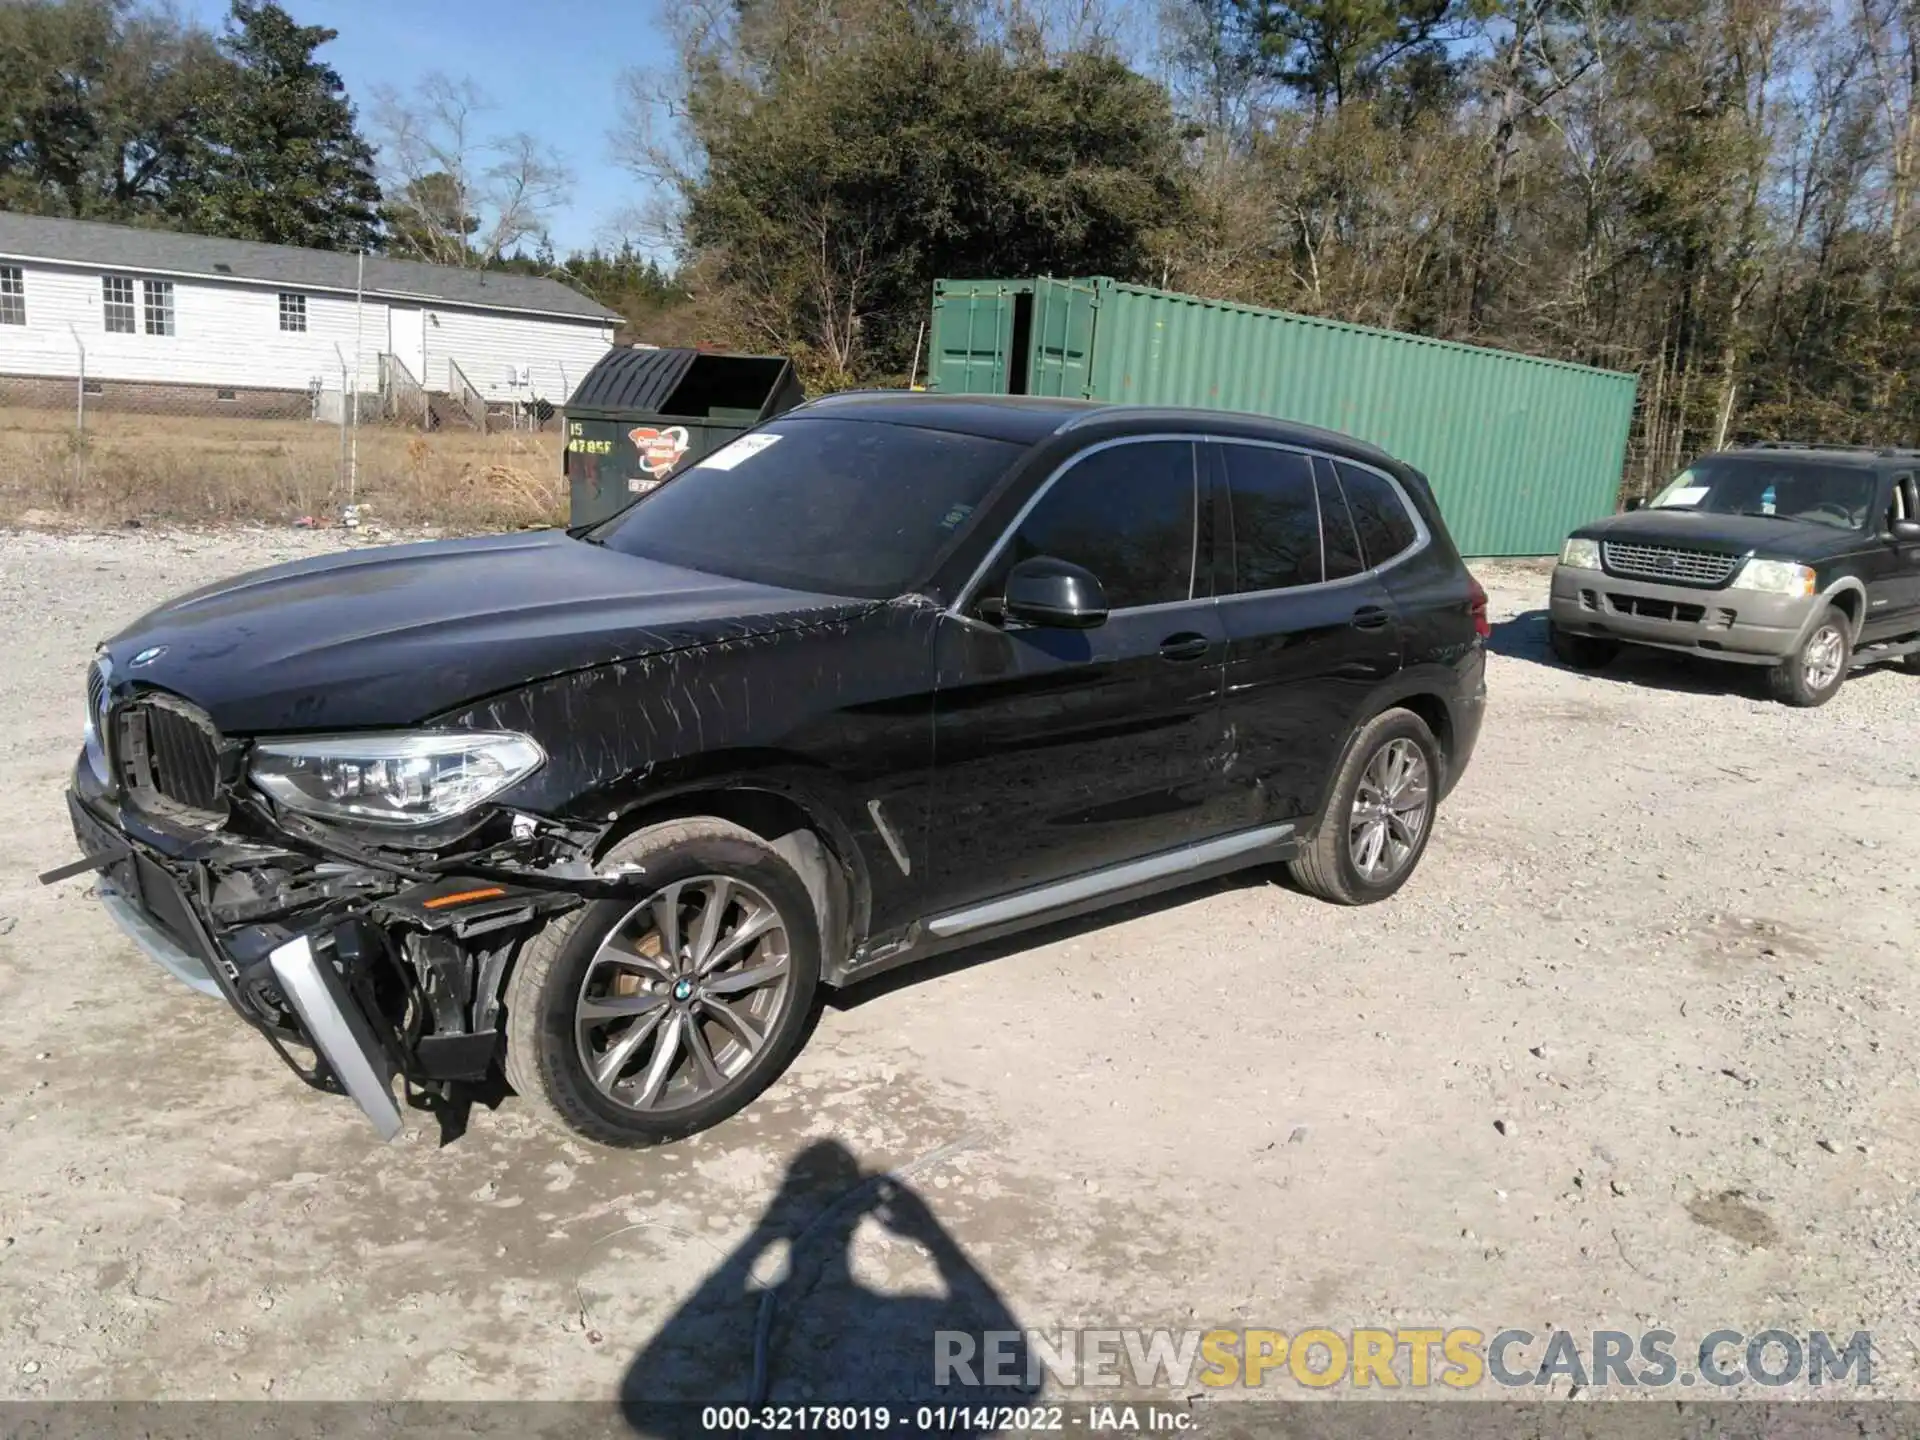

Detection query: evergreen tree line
xmin=10 ymin=0 xmax=1920 ymax=477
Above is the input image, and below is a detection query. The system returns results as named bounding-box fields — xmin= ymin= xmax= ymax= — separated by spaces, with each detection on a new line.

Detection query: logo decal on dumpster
xmin=629 ymin=425 xmax=691 ymax=478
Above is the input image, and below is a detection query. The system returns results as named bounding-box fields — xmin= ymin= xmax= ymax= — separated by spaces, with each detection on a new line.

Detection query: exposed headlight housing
xmin=1560 ymin=537 xmax=1601 ymax=569
xmin=250 ymin=731 xmax=544 ymax=828
xmin=1730 ymin=559 xmax=1817 ymax=597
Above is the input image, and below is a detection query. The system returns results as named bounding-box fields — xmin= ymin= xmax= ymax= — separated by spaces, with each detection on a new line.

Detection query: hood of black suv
xmin=103 ymin=531 xmax=872 ymax=734
xmin=1571 ymin=507 xmax=1864 ymax=560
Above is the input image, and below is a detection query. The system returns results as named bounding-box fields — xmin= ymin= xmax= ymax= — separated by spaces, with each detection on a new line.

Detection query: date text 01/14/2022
xmin=696 ymin=1405 xmax=1192 ymax=1431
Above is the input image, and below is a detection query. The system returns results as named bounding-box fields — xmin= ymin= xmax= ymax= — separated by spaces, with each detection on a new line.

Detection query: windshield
xmin=1648 ymin=455 xmax=1878 ymax=530
xmin=584 ymin=416 xmax=1024 ymax=598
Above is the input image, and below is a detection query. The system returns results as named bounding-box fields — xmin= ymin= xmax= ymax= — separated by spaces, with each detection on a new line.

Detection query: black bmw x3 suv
xmin=51 ymin=393 xmax=1488 ymax=1147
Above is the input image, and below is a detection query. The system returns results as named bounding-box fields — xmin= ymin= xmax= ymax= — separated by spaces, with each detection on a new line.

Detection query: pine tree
xmin=168 ymin=1 xmax=382 ymax=250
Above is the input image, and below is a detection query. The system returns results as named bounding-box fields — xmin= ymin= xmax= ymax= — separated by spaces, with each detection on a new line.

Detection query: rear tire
xmin=503 ymin=818 xmax=821 ymax=1147
xmin=1765 ymin=606 xmax=1850 ymax=707
xmin=1289 ymin=708 xmax=1441 ymax=907
xmin=1548 ymin=622 xmax=1619 ymax=671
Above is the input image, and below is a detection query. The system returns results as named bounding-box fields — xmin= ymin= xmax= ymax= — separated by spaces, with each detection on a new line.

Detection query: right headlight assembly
xmin=250 ymin=730 xmax=544 ymax=828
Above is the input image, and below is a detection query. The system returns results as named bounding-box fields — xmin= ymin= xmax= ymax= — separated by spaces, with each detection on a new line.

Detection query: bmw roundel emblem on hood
xmin=130 ymin=646 xmax=168 ymax=667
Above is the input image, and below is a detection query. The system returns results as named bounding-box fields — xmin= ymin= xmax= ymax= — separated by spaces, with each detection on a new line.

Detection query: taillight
xmin=1467 ymin=575 xmax=1491 ymax=639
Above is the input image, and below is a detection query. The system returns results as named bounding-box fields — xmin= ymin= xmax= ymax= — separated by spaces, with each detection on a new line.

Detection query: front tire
xmin=1548 ymin=621 xmax=1619 ymax=671
xmin=503 ymin=818 xmax=821 ymax=1147
xmin=1766 ymin=606 xmax=1850 ymax=707
xmin=1288 ymin=708 xmax=1441 ymax=906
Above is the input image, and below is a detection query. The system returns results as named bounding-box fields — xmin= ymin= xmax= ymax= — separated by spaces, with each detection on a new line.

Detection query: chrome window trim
xmin=1210 ymin=437 xmax=1431 ymax=602
xmin=949 ymin=432 xmax=1208 ymax=620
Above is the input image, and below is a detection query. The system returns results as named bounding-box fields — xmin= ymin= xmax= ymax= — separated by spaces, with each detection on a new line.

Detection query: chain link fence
xmin=1 ymin=335 xmax=573 ymax=533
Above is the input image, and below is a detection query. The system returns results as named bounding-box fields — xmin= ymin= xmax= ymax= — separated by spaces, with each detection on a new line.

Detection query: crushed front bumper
xmin=57 ymin=765 xmax=600 ymax=1142
xmin=66 ymin=785 xmax=408 ymax=1140
xmin=1549 ymin=566 xmax=1819 ymax=664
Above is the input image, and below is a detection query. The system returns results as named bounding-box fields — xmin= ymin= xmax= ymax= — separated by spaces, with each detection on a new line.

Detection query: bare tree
xmin=372 ymin=74 xmax=573 ymax=267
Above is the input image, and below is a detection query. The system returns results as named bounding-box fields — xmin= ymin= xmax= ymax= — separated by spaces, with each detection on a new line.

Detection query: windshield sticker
xmin=696 ymin=433 xmax=783 ymax=472
xmin=1653 ymin=486 xmax=1708 ymax=508
xmin=629 ymin=425 xmax=691 ymax=478
xmin=940 ymin=503 xmax=974 ymax=530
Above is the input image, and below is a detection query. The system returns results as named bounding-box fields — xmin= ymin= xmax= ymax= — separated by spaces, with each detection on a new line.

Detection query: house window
xmin=278 ymin=292 xmax=307 ymax=332
xmin=143 ymin=280 xmax=174 ymax=336
xmin=0 ymin=266 xmax=23 ymax=326
xmin=102 ymin=276 xmax=135 ymax=333
xmin=216 ymin=388 xmax=237 ymax=402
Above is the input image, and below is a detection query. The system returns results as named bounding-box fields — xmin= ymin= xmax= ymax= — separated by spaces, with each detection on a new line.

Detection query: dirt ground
xmin=3 ymin=526 xmax=1919 ymax=1411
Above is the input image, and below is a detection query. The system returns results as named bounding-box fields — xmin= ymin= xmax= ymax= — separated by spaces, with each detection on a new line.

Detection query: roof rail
xmin=1737 ymin=439 xmax=1869 ymax=451
xmin=1735 ymin=439 xmax=1920 ymax=457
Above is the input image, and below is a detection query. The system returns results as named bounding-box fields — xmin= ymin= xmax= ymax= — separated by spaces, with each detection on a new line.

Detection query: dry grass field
xmin=0 ymin=404 xmax=567 ymax=530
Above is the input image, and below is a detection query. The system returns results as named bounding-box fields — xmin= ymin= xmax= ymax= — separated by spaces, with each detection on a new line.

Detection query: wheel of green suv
xmin=1766 ymin=605 xmax=1850 ymax=708
xmin=503 ymin=818 xmax=820 ymax=1147
xmin=1548 ymin=621 xmax=1618 ymax=672
xmin=1288 ymin=707 xmax=1440 ymax=907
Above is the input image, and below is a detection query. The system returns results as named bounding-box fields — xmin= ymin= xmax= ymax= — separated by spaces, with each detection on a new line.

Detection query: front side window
xmin=1337 ymin=462 xmax=1420 ymax=567
xmin=143 ymin=280 xmax=174 ymax=336
xmin=102 ymin=275 xmax=135 ymax=333
xmin=279 ymin=292 xmax=307 ymax=332
xmin=1221 ymin=444 xmax=1320 ymax=592
xmin=588 ymin=416 xmax=1022 ymax=599
xmin=0 ymin=266 xmax=23 ymax=325
xmin=1649 ymin=456 xmax=1878 ymax=530
xmin=978 ymin=440 xmax=1197 ymax=612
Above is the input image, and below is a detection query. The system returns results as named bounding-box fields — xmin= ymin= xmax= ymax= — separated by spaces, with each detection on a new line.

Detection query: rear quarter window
xmin=1336 ymin=462 xmax=1420 ymax=568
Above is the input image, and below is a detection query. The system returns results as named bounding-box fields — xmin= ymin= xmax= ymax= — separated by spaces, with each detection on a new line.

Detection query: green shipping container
xmin=928 ymin=277 xmax=1638 ymax=557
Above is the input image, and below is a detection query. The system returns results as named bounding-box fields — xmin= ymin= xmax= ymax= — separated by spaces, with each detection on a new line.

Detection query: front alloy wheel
xmin=505 ymin=818 xmax=820 ymax=1147
xmin=1766 ymin=604 xmax=1851 ymax=708
xmin=574 ymin=875 xmax=794 ymax=1114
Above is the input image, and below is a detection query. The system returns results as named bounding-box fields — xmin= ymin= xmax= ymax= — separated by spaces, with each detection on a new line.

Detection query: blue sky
xmin=181 ymin=0 xmax=669 ymax=255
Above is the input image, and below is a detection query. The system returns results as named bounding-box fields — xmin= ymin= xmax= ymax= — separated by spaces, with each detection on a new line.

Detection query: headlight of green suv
xmin=1730 ymin=559 xmax=1817 ymax=597
xmin=1559 ymin=537 xmax=1601 ymax=569
xmin=250 ymin=731 xmax=544 ymax=827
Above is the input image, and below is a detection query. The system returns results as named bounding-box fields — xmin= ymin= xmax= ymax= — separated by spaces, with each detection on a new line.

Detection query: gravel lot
xmin=2 ymin=525 xmax=1919 ymax=1408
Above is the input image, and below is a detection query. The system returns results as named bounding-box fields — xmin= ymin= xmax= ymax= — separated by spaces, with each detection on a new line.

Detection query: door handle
xmin=1351 ymin=605 xmax=1392 ymax=631
xmin=1159 ymin=632 xmax=1211 ymax=662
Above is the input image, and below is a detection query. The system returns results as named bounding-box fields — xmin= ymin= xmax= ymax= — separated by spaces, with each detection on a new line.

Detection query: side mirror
xmin=1893 ymin=519 xmax=1920 ymax=541
xmin=1001 ymin=556 xmax=1109 ymax=629
xmin=1623 ymin=497 xmax=1645 ymax=512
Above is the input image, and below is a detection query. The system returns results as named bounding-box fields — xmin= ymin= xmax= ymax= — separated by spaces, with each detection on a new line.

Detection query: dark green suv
xmin=1549 ymin=442 xmax=1920 ymax=706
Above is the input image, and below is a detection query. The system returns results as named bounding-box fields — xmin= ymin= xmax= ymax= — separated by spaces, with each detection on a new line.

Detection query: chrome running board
xmin=925 ymin=822 xmax=1295 ymax=939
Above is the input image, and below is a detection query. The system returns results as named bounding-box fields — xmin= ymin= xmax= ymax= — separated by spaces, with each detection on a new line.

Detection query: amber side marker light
xmin=422 ymin=886 xmax=509 ymax=910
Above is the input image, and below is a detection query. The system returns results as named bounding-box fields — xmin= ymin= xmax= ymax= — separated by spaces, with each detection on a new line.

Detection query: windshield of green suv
xmin=1647 ymin=455 xmax=1878 ymax=530
xmin=582 ymin=416 xmax=1024 ymax=598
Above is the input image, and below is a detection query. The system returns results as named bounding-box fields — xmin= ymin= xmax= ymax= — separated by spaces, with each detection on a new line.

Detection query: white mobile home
xmin=0 ymin=211 xmax=618 ymax=423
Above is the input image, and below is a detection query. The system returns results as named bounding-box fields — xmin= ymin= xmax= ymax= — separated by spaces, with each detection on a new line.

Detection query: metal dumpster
xmin=563 ymin=347 xmax=805 ymax=525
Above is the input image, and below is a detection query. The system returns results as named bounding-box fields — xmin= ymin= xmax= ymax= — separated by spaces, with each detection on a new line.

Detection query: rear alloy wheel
xmin=1548 ymin=621 xmax=1619 ymax=672
xmin=1766 ymin=606 xmax=1850 ymax=708
xmin=505 ymin=819 xmax=820 ymax=1147
xmin=1288 ymin=708 xmax=1441 ymax=906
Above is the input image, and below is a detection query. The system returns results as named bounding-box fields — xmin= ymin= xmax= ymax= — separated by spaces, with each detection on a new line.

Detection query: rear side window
xmin=1336 ymin=462 xmax=1420 ymax=568
xmin=979 ymin=440 xmax=1197 ymax=611
xmin=1315 ymin=462 xmax=1364 ymax=581
xmin=1221 ymin=444 xmax=1320 ymax=592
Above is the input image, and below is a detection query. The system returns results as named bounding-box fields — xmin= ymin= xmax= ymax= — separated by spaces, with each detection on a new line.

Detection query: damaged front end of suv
xmin=58 ymin=651 xmax=641 ymax=1141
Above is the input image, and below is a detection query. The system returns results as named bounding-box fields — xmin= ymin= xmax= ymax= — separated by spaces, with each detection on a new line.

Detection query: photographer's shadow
xmin=621 ymin=1138 xmax=1035 ymax=1437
